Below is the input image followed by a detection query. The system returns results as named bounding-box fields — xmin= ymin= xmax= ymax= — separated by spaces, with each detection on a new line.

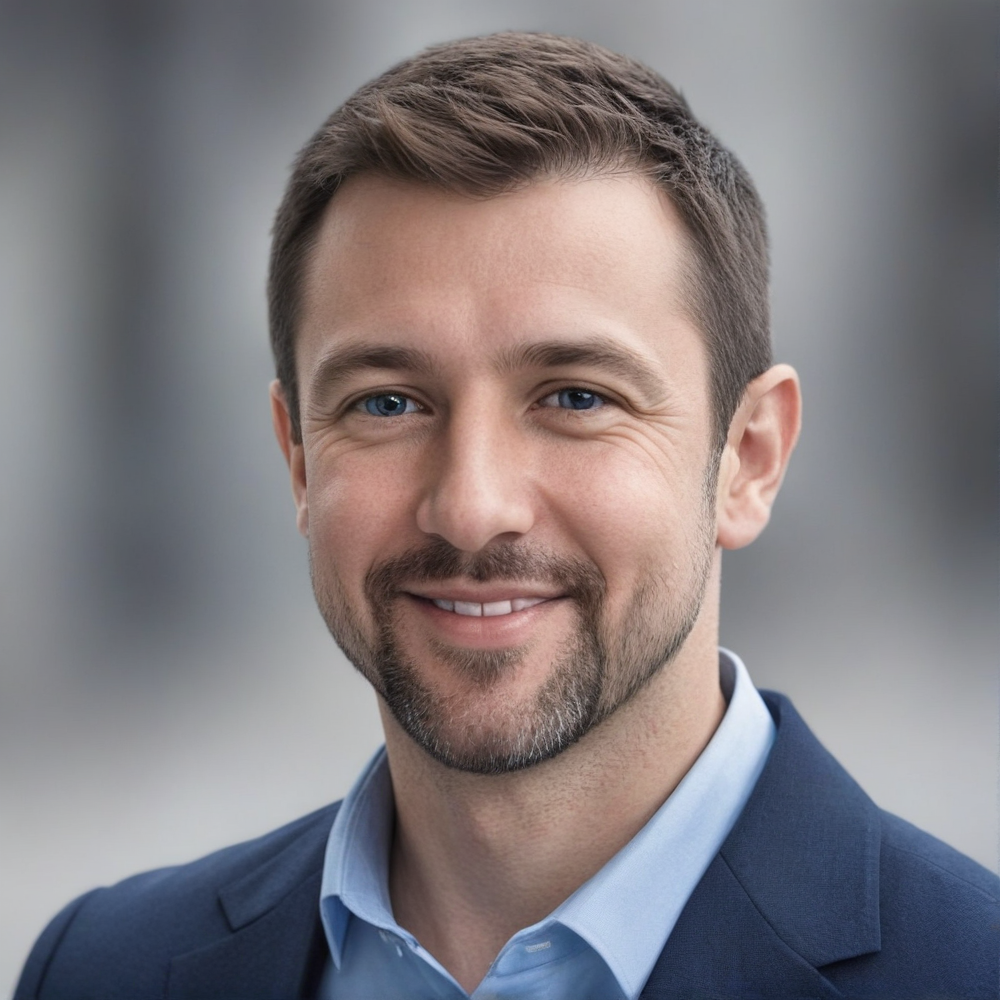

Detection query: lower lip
xmin=401 ymin=594 xmax=566 ymax=647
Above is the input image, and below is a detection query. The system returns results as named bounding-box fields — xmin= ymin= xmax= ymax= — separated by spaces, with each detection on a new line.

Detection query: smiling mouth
xmin=428 ymin=597 xmax=549 ymax=617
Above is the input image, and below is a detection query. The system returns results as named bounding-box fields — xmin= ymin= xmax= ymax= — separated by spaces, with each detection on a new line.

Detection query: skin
xmin=271 ymin=172 xmax=801 ymax=991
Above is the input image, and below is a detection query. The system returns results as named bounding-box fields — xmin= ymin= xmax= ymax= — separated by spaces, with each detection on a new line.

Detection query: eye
xmin=362 ymin=393 xmax=421 ymax=417
xmin=538 ymin=388 xmax=606 ymax=411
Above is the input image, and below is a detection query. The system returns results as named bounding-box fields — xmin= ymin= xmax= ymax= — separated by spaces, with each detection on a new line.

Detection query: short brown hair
xmin=268 ymin=32 xmax=771 ymax=445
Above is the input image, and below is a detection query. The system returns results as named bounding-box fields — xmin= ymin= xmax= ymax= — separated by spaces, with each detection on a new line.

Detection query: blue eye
xmin=540 ymin=388 xmax=605 ymax=410
xmin=363 ymin=393 xmax=419 ymax=416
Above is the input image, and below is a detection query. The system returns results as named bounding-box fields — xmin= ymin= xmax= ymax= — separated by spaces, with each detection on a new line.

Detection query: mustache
xmin=364 ymin=537 xmax=607 ymax=607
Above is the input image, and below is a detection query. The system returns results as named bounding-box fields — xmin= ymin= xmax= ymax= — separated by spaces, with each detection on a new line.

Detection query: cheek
xmin=539 ymin=442 xmax=711 ymax=590
xmin=305 ymin=449 xmax=421 ymax=592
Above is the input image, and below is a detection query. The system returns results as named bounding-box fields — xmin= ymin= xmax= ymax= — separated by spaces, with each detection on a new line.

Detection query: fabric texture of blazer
xmin=15 ymin=692 xmax=1000 ymax=999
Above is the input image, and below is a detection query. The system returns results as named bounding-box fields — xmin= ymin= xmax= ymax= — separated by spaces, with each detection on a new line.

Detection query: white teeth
xmin=431 ymin=597 xmax=548 ymax=616
xmin=482 ymin=600 xmax=513 ymax=617
xmin=511 ymin=597 xmax=545 ymax=611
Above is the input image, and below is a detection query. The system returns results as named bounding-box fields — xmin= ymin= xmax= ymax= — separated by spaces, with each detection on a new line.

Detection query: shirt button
xmin=377 ymin=929 xmax=405 ymax=957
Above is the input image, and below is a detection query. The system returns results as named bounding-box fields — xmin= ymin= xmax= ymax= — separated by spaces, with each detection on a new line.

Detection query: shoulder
xmin=879 ymin=811 xmax=998 ymax=950
xmin=879 ymin=808 xmax=999 ymax=903
xmin=745 ymin=692 xmax=999 ymax=994
xmin=15 ymin=803 xmax=339 ymax=1000
xmin=818 ymin=812 xmax=1000 ymax=996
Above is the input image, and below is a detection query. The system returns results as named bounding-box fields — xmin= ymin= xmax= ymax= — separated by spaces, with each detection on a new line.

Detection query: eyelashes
xmin=355 ymin=386 xmax=609 ymax=419
xmin=361 ymin=393 xmax=422 ymax=417
xmin=537 ymin=388 xmax=606 ymax=411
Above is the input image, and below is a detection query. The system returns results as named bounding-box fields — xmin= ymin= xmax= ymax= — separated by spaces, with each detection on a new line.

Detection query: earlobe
xmin=269 ymin=380 xmax=309 ymax=537
xmin=716 ymin=364 xmax=801 ymax=550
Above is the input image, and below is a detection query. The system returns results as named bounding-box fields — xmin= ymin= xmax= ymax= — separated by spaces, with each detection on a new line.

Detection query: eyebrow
xmin=494 ymin=338 xmax=665 ymax=401
xmin=308 ymin=343 xmax=437 ymax=397
xmin=307 ymin=335 xmax=666 ymax=404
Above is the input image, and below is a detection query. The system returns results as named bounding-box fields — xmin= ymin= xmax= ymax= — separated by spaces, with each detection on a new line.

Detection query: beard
xmin=312 ymin=506 xmax=715 ymax=775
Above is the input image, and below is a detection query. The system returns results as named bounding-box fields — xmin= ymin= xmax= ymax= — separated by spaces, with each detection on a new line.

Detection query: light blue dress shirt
xmin=318 ymin=649 xmax=775 ymax=1000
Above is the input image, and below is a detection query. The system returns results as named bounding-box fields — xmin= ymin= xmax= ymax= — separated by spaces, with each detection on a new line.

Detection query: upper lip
xmin=403 ymin=584 xmax=564 ymax=603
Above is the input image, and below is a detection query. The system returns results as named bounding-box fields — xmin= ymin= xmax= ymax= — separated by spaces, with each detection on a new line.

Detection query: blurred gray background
xmin=1 ymin=0 xmax=996 ymax=991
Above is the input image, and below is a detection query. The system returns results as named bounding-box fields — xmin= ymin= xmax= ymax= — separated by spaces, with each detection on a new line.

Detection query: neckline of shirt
xmin=319 ymin=648 xmax=775 ymax=999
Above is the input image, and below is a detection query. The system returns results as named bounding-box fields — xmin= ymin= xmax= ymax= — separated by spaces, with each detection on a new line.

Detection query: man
xmin=16 ymin=32 xmax=998 ymax=1000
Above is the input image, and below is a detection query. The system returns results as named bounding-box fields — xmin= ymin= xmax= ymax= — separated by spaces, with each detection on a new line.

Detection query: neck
xmin=383 ymin=565 xmax=726 ymax=993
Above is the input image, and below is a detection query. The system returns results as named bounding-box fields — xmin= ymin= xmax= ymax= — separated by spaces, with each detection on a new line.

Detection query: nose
xmin=415 ymin=408 xmax=535 ymax=552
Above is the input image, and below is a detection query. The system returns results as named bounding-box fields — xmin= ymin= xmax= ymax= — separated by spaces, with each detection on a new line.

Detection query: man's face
xmin=287 ymin=173 xmax=721 ymax=773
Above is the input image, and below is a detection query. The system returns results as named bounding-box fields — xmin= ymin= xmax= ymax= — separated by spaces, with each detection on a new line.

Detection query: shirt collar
xmin=548 ymin=647 xmax=775 ymax=997
xmin=319 ymin=743 xmax=396 ymax=967
xmin=319 ymin=648 xmax=775 ymax=997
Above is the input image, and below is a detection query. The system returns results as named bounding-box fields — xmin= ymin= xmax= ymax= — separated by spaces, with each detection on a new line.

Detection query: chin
xmin=376 ymin=636 xmax=607 ymax=774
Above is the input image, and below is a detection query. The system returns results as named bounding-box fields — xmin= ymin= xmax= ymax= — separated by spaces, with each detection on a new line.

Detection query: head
xmin=269 ymin=34 xmax=800 ymax=774
xmin=269 ymin=32 xmax=771 ymax=450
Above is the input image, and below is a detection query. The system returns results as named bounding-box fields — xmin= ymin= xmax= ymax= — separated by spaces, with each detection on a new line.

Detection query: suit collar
xmin=723 ymin=692 xmax=881 ymax=966
xmin=641 ymin=692 xmax=881 ymax=996
xmin=167 ymin=804 xmax=339 ymax=999
xmin=217 ymin=805 xmax=338 ymax=932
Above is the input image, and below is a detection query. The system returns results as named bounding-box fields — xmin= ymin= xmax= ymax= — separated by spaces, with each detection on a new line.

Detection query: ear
xmin=716 ymin=364 xmax=801 ymax=550
xmin=270 ymin=380 xmax=309 ymax=537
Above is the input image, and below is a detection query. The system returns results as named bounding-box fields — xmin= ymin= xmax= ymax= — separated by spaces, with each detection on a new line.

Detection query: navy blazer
xmin=16 ymin=693 xmax=1000 ymax=998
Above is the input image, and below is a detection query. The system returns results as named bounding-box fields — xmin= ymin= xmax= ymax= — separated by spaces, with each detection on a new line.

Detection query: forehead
xmin=297 ymin=172 xmax=704 ymax=384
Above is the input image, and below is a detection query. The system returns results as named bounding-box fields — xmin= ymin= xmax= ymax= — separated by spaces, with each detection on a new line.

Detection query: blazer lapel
xmin=640 ymin=693 xmax=881 ymax=998
xmin=166 ymin=806 xmax=337 ymax=999
xmin=639 ymin=854 xmax=845 ymax=998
